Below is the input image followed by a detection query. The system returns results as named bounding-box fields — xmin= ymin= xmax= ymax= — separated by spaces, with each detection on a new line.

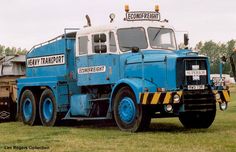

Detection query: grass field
xmin=0 ymin=87 xmax=236 ymax=152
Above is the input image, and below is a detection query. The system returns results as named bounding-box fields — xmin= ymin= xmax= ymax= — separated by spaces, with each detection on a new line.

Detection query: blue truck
xmin=17 ymin=6 xmax=230 ymax=132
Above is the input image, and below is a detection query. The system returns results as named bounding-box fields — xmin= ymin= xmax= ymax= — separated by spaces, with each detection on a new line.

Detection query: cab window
xmin=92 ymin=33 xmax=107 ymax=53
xmin=78 ymin=36 xmax=88 ymax=55
xmin=148 ymin=27 xmax=177 ymax=50
xmin=117 ymin=27 xmax=148 ymax=52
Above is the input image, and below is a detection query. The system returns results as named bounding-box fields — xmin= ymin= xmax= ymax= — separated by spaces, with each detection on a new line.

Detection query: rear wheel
xmin=113 ymin=86 xmax=151 ymax=132
xmin=20 ymin=90 xmax=39 ymax=125
xmin=39 ymin=89 xmax=57 ymax=126
xmin=179 ymin=109 xmax=216 ymax=128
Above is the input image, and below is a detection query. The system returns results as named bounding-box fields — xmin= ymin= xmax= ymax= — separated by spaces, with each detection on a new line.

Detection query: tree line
xmin=0 ymin=39 xmax=235 ymax=75
xmin=196 ymin=40 xmax=235 ymax=76
xmin=0 ymin=44 xmax=27 ymax=56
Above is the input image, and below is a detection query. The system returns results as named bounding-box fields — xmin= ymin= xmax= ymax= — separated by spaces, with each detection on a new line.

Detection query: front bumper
xmin=140 ymin=89 xmax=230 ymax=112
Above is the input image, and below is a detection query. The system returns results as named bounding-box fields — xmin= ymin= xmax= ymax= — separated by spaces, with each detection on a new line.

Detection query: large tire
xmin=179 ymin=109 xmax=216 ymax=129
xmin=39 ymin=89 xmax=57 ymax=126
xmin=20 ymin=90 xmax=39 ymax=126
xmin=113 ymin=86 xmax=151 ymax=132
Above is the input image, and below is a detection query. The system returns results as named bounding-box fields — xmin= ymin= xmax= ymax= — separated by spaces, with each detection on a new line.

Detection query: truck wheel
xmin=113 ymin=86 xmax=151 ymax=132
xmin=20 ymin=90 xmax=39 ymax=125
xmin=39 ymin=89 xmax=57 ymax=126
xmin=179 ymin=109 xmax=216 ymax=128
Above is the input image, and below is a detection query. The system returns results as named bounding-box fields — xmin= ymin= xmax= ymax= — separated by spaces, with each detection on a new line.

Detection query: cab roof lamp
xmin=155 ymin=5 xmax=160 ymax=12
xmin=125 ymin=5 xmax=129 ymax=12
xmin=109 ymin=13 xmax=116 ymax=23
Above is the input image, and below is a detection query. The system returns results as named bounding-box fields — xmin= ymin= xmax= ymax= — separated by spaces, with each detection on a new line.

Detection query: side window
xmin=78 ymin=36 xmax=88 ymax=55
xmin=109 ymin=32 xmax=117 ymax=52
xmin=92 ymin=33 xmax=107 ymax=53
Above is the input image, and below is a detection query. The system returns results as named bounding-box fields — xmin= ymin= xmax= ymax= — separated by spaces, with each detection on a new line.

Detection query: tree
xmin=0 ymin=45 xmax=5 ymax=56
xmin=197 ymin=40 xmax=236 ymax=75
xmin=0 ymin=45 xmax=27 ymax=56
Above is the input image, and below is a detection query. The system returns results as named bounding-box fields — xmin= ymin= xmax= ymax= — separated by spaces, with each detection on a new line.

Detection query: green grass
xmin=0 ymin=88 xmax=236 ymax=152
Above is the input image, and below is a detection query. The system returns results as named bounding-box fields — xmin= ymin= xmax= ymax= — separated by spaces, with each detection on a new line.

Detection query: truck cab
xmin=17 ymin=6 xmax=230 ymax=132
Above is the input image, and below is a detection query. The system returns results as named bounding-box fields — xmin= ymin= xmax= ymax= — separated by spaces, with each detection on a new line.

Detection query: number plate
xmin=185 ymin=70 xmax=206 ymax=76
xmin=187 ymin=85 xmax=205 ymax=90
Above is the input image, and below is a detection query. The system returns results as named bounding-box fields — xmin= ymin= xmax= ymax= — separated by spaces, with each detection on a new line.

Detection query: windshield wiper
xmin=153 ymin=29 xmax=162 ymax=41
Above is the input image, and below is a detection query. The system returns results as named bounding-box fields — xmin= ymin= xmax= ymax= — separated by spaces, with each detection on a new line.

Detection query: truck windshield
xmin=117 ymin=27 xmax=148 ymax=52
xmin=148 ymin=27 xmax=177 ymax=50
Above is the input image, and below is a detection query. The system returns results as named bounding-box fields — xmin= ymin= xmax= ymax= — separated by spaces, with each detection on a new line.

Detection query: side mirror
xmin=131 ymin=47 xmax=140 ymax=53
xmin=184 ymin=34 xmax=189 ymax=46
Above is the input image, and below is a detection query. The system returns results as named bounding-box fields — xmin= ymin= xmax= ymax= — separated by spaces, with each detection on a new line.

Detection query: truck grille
xmin=176 ymin=58 xmax=208 ymax=89
xmin=176 ymin=58 xmax=215 ymax=112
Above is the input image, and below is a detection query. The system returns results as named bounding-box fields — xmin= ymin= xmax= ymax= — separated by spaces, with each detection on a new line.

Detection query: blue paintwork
xmin=118 ymin=97 xmax=136 ymax=124
xmin=23 ymin=98 xmax=33 ymax=121
xmin=77 ymin=54 xmax=120 ymax=86
xmin=110 ymin=78 xmax=157 ymax=105
xmin=27 ymin=39 xmax=67 ymax=77
xmin=110 ymin=50 xmax=209 ymax=105
xmin=70 ymin=94 xmax=92 ymax=116
xmin=18 ymin=76 xmax=71 ymax=113
xmin=43 ymin=98 xmax=53 ymax=122
xmin=17 ymin=30 xmax=212 ymax=120
xmin=17 ymin=37 xmax=79 ymax=114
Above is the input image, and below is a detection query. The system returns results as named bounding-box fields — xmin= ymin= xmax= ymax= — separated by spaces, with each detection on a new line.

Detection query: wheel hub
xmin=23 ymin=98 xmax=33 ymax=121
xmin=118 ymin=97 xmax=136 ymax=124
xmin=43 ymin=98 xmax=53 ymax=122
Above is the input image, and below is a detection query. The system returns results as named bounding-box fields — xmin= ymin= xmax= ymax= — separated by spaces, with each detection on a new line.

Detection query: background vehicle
xmin=17 ymin=6 xmax=230 ymax=132
xmin=0 ymin=55 xmax=25 ymax=121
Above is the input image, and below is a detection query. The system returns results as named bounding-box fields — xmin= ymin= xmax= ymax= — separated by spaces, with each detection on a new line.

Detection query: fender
xmin=111 ymin=78 xmax=157 ymax=104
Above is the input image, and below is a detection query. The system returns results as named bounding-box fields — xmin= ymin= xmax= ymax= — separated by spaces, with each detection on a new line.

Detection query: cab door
xmin=76 ymin=32 xmax=119 ymax=86
xmin=87 ymin=32 xmax=119 ymax=85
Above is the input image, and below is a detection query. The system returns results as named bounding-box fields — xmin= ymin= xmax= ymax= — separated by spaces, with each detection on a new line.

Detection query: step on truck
xmin=17 ymin=5 xmax=230 ymax=132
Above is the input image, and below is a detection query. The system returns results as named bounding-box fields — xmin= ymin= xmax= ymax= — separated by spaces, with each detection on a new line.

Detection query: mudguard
xmin=111 ymin=78 xmax=157 ymax=104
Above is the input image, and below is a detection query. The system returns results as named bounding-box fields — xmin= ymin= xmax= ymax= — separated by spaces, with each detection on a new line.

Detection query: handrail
xmin=28 ymin=28 xmax=80 ymax=55
xmin=28 ymin=35 xmax=63 ymax=54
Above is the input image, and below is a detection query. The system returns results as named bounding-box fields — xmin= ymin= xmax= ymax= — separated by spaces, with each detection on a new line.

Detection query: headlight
xmin=173 ymin=94 xmax=180 ymax=103
xmin=165 ymin=104 xmax=173 ymax=112
xmin=219 ymin=102 xmax=227 ymax=111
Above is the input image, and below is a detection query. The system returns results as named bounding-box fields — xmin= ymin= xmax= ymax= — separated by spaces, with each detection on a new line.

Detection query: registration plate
xmin=187 ymin=85 xmax=205 ymax=90
xmin=185 ymin=70 xmax=206 ymax=76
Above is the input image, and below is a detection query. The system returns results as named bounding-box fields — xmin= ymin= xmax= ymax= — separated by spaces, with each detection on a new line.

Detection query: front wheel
xmin=113 ymin=87 xmax=151 ymax=132
xmin=39 ymin=89 xmax=57 ymax=126
xmin=179 ymin=109 xmax=216 ymax=128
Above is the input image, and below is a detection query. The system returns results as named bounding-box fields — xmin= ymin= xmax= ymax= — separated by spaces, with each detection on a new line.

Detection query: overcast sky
xmin=1 ymin=0 xmax=236 ymax=50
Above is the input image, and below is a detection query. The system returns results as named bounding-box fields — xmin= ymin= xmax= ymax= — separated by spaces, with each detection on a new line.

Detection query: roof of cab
xmin=77 ymin=21 xmax=174 ymax=36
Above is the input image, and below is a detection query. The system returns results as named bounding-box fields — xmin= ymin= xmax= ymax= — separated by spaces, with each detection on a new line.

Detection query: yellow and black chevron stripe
xmin=213 ymin=90 xmax=230 ymax=103
xmin=140 ymin=91 xmax=183 ymax=105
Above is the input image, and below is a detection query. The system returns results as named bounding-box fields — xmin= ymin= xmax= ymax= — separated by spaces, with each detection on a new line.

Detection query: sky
xmin=1 ymin=0 xmax=236 ymax=50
